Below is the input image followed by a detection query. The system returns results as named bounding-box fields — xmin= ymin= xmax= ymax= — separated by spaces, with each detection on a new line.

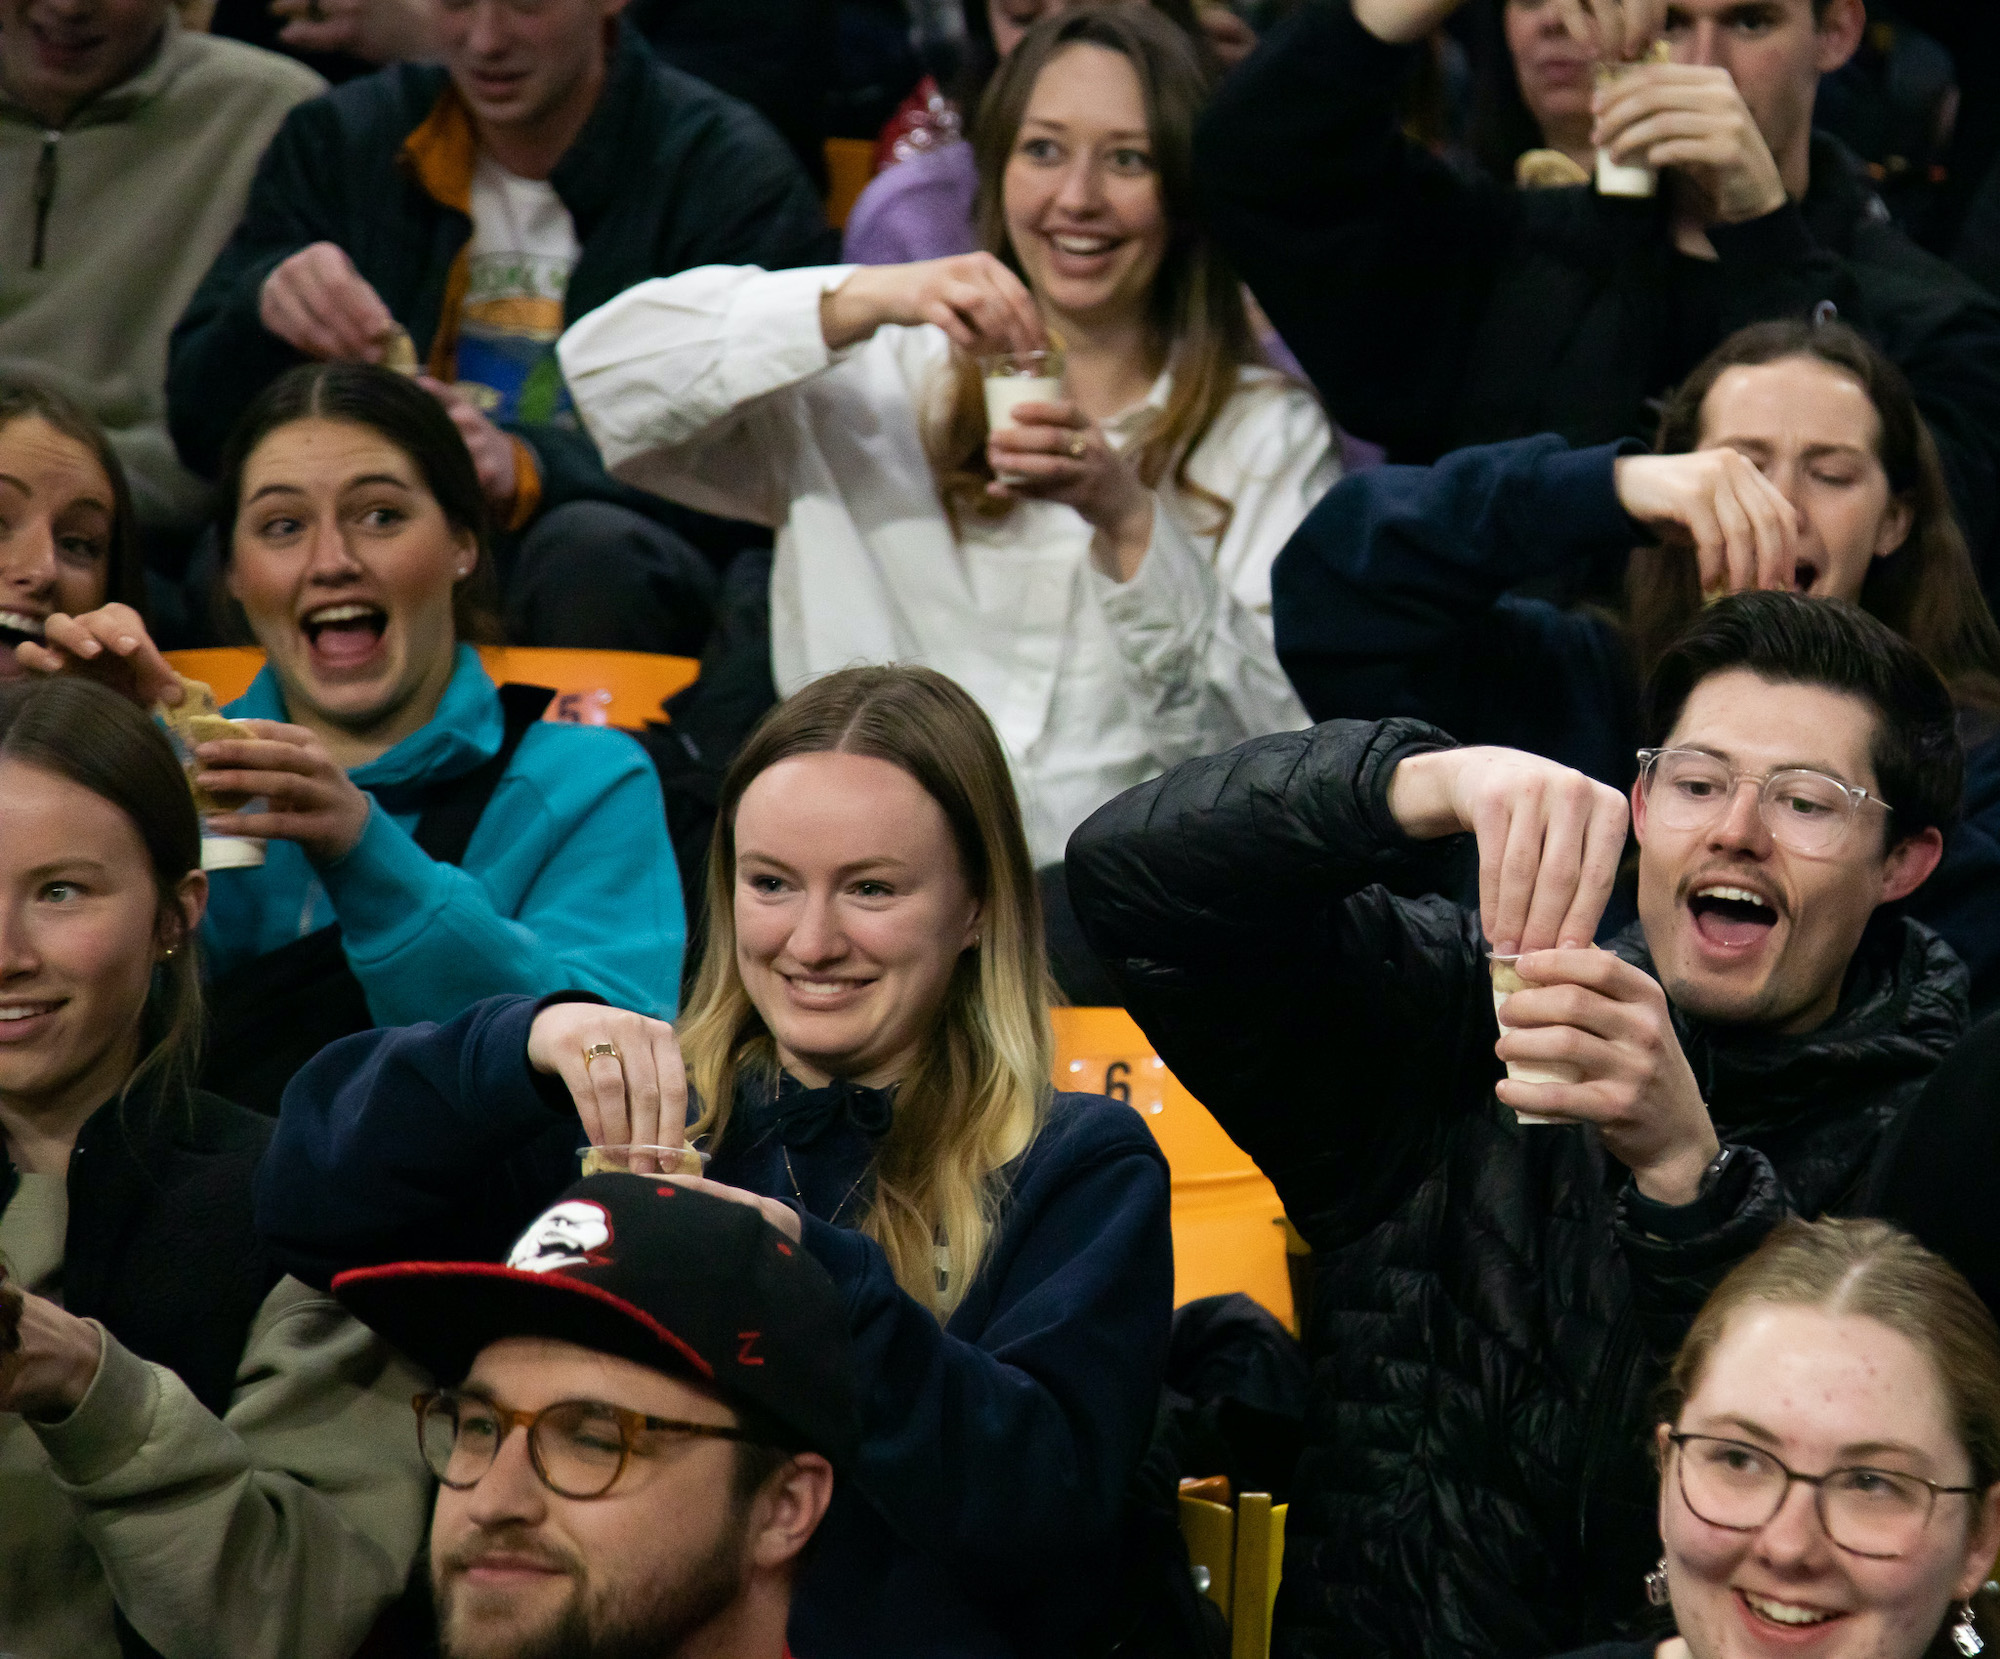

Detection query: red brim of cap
xmin=333 ymin=1261 xmax=714 ymax=1386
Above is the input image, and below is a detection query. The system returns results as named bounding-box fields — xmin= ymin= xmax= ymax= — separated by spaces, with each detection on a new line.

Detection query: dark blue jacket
xmin=1272 ymin=432 xmax=2000 ymax=1014
xmin=252 ymin=993 xmax=1174 ymax=1659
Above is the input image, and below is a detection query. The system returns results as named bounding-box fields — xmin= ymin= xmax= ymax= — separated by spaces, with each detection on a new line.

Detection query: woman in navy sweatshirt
xmin=255 ymin=662 xmax=1173 ymax=1659
xmin=1273 ymin=317 xmax=2000 ymax=1015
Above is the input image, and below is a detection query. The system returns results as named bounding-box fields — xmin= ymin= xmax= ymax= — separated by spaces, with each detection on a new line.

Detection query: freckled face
xmin=1659 ymin=1304 xmax=1998 ymax=1659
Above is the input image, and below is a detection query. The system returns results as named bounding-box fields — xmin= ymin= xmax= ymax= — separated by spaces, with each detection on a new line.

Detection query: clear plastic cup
xmin=578 ymin=1144 xmax=711 ymax=1178
xmin=1490 ymin=955 xmax=1578 ymax=1125
xmin=200 ymin=828 xmax=267 ymax=869
xmin=982 ymin=347 xmax=1066 ymax=483
xmin=1593 ymin=53 xmax=1665 ymax=198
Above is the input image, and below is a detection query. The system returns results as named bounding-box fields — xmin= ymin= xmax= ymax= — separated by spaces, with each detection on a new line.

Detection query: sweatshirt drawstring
xmin=31 ymin=130 xmax=58 ymax=270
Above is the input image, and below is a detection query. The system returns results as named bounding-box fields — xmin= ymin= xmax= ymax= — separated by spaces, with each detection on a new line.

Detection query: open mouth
xmin=0 ymin=609 xmax=45 ymax=650
xmin=300 ymin=601 xmax=388 ymax=671
xmin=1687 ymin=882 xmax=1779 ymax=951
xmin=1738 ymin=1588 xmax=1844 ymax=1635
xmin=1794 ymin=561 xmax=1820 ymax=594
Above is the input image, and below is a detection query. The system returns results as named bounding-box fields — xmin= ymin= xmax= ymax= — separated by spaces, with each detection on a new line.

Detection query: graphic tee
xmin=454 ymin=153 xmax=581 ymax=426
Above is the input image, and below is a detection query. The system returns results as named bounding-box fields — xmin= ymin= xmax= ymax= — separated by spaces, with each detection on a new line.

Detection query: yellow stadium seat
xmin=164 ymin=646 xmax=699 ymax=731
xmin=1179 ymin=1487 xmax=1236 ymax=1620
xmin=162 ymin=646 xmax=264 ymax=706
xmin=1176 ymin=1479 xmax=1288 ymax=1658
xmin=1049 ymin=1007 xmax=1292 ymax=1325
xmin=823 ymin=137 xmax=877 ymax=230
xmin=1230 ymin=1492 xmax=1287 ymax=1659
xmin=475 ymin=646 xmax=698 ymax=728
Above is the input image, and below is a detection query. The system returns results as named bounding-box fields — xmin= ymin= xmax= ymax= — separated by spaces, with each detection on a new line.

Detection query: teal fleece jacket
xmin=201 ymin=646 xmax=683 ymax=1023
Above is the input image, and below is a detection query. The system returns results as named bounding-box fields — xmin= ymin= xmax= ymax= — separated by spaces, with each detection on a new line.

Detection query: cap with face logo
xmin=332 ymin=1174 xmax=858 ymax=1465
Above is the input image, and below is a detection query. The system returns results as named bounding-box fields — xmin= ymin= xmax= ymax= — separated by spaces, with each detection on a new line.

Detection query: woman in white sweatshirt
xmin=558 ymin=3 xmax=1335 ymax=886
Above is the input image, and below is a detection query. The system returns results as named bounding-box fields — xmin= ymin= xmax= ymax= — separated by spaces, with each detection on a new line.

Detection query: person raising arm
xmin=1068 ymin=590 xmax=1964 ymax=1659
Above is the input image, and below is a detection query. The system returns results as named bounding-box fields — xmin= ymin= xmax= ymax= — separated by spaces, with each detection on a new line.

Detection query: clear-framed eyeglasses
xmin=1636 ymin=748 xmax=1891 ymax=857
xmin=1669 ymin=1432 xmax=1979 ymax=1559
xmin=414 ymin=1389 xmax=760 ymax=1501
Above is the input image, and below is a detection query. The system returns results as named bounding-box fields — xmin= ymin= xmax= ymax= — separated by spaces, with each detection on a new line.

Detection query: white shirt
xmin=559 ymin=264 xmax=1336 ymax=864
xmin=458 ymin=155 xmax=581 ymax=422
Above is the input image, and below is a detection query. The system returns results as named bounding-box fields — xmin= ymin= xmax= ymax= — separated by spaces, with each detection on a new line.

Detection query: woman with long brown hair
xmin=557 ymin=3 xmax=1335 ymax=890
xmin=255 ymin=664 xmax=1175 ymax=1658
xmin=1273 ymin=316 xmax=2000 ymax=1013
xmin=23 ymin=361 xmax=684 ymax=1111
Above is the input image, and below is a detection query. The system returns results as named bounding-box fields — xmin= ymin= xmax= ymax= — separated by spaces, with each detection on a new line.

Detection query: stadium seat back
xmin=164 ymin=646 xmax=699 ymax=731
xmin=1048 ymin=1007 xmax=1292 ymax=1324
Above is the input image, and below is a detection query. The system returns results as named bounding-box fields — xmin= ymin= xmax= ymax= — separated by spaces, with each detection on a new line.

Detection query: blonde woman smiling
xmin=558 ymin=3 xmax=1335 ymax=872
xmin=257 ymin=665 xmax=1175 ymax=1659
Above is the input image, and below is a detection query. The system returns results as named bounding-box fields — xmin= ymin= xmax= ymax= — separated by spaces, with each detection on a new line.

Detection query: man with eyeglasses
xmin=1066 ymin=590 xmax=1971 ymax=1659
xmin=332 ymin=1171 xmax=854 ymax=1659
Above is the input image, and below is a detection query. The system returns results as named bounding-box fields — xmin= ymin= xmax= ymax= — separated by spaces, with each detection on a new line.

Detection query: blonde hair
xmin=930 ymin=2 xmax=1261 ymax=536
xmin=677 ymin=666 xmax=1055 ymax=1319
xmin=1661 ymin=1217 xmax=2000 ymax=1492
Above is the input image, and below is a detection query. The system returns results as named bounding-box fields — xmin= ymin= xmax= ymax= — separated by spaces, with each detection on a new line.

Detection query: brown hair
xmin=1661 ymin=1217 xmax=2000 ymax=1493
xmin=676 ymin=665 xmax=1053 ymax=1319
xmin=932 ymin=2 xmax=1261 ymax=535
xmin=0 ymin=677 xmax=204 ymax=1105
xmin=214 ymin=362 xmax=502 ymax=646
xmin=1629 ymin=320 xmax=2000 ymax=712
xmin=0 ymin=379 xmax=144 ymax=617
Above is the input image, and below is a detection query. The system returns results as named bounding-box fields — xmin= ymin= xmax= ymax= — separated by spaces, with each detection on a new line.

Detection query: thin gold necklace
xmin=781 ymin=1144 xmax=870 ymax=1228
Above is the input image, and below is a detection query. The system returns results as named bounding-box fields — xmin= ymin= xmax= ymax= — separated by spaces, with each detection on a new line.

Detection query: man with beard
xmin=1067 ymin=592 xmax=1969 ymax=1659
xmin=333 ymin=1172 xmax=852 ymax=1659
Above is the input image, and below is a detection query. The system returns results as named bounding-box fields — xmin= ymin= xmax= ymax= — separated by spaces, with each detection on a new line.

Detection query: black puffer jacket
xmin=1067 ymin=719 xmax=1969 ymax=1659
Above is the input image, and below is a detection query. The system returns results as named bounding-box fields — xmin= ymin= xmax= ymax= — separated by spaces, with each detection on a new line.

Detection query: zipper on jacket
xmin=31 ymin=130 xmax=59 ymax=270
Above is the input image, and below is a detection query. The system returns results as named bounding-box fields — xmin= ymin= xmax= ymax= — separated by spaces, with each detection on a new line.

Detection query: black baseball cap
xmin=333 ymin=1175 xmax=858 ymax=1466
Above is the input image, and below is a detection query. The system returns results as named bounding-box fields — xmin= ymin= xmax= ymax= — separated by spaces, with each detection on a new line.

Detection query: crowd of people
xmin=6 ymin=0 xmax=2000 ymax=1656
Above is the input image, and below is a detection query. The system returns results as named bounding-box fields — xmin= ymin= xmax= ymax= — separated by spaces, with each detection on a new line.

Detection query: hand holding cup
xmin=1491 ymin=948 xmax=1721 ymax=1201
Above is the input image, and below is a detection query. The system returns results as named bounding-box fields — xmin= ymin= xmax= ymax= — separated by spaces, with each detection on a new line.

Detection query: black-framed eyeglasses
xmin=414 ymin=1389 xmax=759 ymax=1500
xmin=1636 ymin=748 xmax=1890 ymax=858
xmin=1668 ymin=1432 xmax=1979 ymax=1559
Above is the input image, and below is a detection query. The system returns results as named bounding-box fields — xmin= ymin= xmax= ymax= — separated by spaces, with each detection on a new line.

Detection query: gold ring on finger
xmin=582 ymin=1042 xmax=621 ymax=1063
xmin=1068 ymin=435 xmax=1087 ymax=458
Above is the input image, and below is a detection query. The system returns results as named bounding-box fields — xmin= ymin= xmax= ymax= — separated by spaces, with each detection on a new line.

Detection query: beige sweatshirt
xmin=0 ymin=20 xmax=322 ymax=532
xmin=0 ymin=1172 xmax=434 ymax=1659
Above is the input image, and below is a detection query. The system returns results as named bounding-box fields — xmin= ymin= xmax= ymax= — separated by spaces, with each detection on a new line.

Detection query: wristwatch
xmin=1694 ymin=1143 xmax=1737 ymax=1199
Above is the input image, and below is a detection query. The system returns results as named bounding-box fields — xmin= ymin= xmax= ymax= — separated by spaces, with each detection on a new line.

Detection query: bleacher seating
xmin=1177 ymin=1476 xmax=1288 ymax=1659
xmin=1049 ymin=1007 xmax=1292 ymax=1326
xmin=163 ymin=646 xmax=699 ymax=730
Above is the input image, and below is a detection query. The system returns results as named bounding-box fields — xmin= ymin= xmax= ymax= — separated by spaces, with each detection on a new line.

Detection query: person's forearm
xmin=38 ymin=1302 xmax=429 ymax=1659
xmin=1350 ymin=0 xmax=1462 ymax=45
xmin=1384 ymin=747 xmax=1467 ymax=840
xmin=255 ymin=993 xmax=585 ymax=1284
xmin=818 ymin=265 xmax=892 ymax=349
